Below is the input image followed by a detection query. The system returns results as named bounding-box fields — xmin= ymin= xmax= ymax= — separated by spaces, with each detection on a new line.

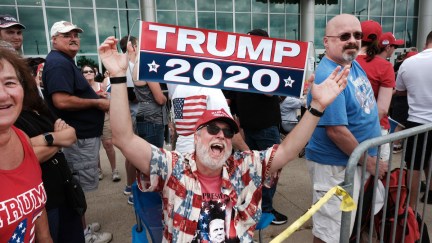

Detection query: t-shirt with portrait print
xmin=191 ymin=172 xmax=239 ymax=243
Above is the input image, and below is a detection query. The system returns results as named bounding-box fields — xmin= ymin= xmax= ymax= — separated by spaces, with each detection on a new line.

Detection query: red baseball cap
xmin=379 ymin=32 xmax=404 ymax=48
xmin=194 ymin=109 xmax=239 ymax=134
xmin=361 ymin=20 xmax=382 ymax=42
xmin=405 ymin=51 xmax=418 ymax=59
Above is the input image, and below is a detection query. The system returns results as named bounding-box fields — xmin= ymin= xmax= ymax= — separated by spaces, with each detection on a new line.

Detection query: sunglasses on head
xmin=198 ymin=124 xmax=234 ymax=138
xmin=82 ymin=70 xmax=94 ymax=74
xmin=326 ymin=31 xmax=363 ymax=41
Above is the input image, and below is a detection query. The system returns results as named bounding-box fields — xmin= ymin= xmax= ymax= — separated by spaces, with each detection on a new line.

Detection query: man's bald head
xmin=326 ymin=14 xmax=360 ymax=36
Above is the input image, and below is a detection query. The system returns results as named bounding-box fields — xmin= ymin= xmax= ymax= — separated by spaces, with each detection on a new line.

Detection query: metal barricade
xmin=340 ymin=123 xmax=432 ymax=243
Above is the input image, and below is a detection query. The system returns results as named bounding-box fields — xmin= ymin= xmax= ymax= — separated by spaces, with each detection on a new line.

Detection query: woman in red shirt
xmin=0 ymin=48 xmax=52 ymax=242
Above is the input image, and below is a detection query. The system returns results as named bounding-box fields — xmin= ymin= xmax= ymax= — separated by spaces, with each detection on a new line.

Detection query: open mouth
xmin=210 ymin=143 xmax=224 ymax=155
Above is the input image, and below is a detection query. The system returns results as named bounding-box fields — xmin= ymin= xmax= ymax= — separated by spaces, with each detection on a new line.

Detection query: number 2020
xmin=163 ymin=58 xmax=280 ymax=92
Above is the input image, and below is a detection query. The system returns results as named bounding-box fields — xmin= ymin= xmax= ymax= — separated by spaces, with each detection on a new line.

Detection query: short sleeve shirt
xmin=305 ymin=57 xmax=381 ymax=165
xmin=137 ymin=145 xmax=278 ymax=242
xmin=42 ymin=50 xmax=104 ymax=138
xmin=356 ymin=55 xmax=395 ymax=129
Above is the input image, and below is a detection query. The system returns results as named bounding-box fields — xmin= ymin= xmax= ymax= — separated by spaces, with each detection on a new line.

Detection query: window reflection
xmin=252 ymin=13 xmax=267 ymax=32
xmin=217 ymin=0 xmax=233 ymax=11
xmin=157 ymin=11 xmax=177 ymax=25
xmin=382 ymin=17 xmax=394 ymax=33
xmin=46 ymin=8 xmax=70 ymax=31
xmin=198 ymin=13 xmax=216 ymax=30
xmin=156 ymin=0 xmax=176 ymax=10
xmin=19 ymin=7 xmax=47 ymax=55
xmin=96 ymin=0 xmax=117 ymax=8
xmin=45 ymin=0 xmax=68 ymax=7
xmin=97 ymin=10 xmax=119 ymax=40
xmin=71 ymin=0 xmax=92 ymax=8
xmin=270 ymin=14 xmax=285 ymax=39
xmin=198 ymin=1 xmax=214 ymax=11
xmin=119 ymin=10 xmax=140 ymax=38
xmin=71 ymin=8 xmax=97 ymax=54
xmin=235 ymin=13 xmax=251 ymax=34
xmin=178 ymin=12 xmax=196 ymax=27
xmin=285 ymin=15 xmax=299 ymax=41
xmin=2 ymin=0 xmax=419 ymax=59
xmin=235 ymin=0 xmax=250 ymax=12
xmin=17 ymin=0 xmax=41 ymax=5
xmin=1 ymin=0 xmax=15 ymax=4
xmin=217 ymin=13 xmax=233 ymax=32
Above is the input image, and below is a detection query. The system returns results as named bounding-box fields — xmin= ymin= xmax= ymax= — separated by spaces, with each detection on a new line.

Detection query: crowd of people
xmin=0 ymin=11 xmax=431 ymax=243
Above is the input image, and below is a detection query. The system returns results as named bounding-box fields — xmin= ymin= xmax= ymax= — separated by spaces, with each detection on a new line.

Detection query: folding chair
xmin=131 ymin=182 xmax=164 ymax=243
xmin=256 ymin=212 xmax=275 ymax=243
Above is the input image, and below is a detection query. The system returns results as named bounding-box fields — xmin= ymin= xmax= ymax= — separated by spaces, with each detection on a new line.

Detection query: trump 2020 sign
xmin=137 ymin=21 xmax=312 ymax=97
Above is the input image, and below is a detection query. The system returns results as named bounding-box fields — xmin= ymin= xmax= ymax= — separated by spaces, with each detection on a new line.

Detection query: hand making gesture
xmin=98 ymin=36 xmax=128 ymax=77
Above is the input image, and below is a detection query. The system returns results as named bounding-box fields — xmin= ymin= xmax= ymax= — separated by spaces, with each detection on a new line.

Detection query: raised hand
xmin=98 ymin=36 xmax=128 ymax=77
xmin=310 ymin=65 xmax=349 ymax=110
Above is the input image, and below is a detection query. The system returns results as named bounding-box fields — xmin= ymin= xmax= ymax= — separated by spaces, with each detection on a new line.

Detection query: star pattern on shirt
xmin=284 ymin=76 xmax=295 ymax=87
xmin=148 ymin=60 xmax=160 ymax=73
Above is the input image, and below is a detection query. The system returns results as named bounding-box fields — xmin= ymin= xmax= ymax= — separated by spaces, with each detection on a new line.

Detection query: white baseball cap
xmin=50 ymin=21 xmax=83 ymax=37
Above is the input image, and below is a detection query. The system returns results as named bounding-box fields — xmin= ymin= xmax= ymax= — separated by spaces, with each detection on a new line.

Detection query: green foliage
xmin=77 ymin=55 xmax=98 ymax=69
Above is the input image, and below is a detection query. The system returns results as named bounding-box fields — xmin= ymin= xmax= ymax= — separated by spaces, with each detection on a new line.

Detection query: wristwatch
xmin=308 ymin=106 xmax=325 ymax=117
xmin=43 ymin=132 xmax=54 ymax=146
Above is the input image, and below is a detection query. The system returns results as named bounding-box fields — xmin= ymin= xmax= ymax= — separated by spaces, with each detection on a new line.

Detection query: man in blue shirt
xmin=42 ymin=20 xmax=112 ymax=243
xmin=305 ymin=14 xmax=388 ymax=243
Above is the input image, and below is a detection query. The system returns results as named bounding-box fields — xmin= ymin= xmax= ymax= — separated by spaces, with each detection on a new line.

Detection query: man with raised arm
xmin=99 ymin=36 xmax=349 ymax=242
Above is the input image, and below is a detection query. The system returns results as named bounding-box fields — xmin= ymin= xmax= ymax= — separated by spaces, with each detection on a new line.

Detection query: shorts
xmin=391 ymin=95 xmax=408 ymax=126
xmin=63 ymin=137 xmax=101 ymax=191
xmin=404 ymin=121 xmax=432 ymax=170
xmin=101 ymin=113 xmax=112 ymax=140
xmin=306 ymin=161 xmax=364 ymax=243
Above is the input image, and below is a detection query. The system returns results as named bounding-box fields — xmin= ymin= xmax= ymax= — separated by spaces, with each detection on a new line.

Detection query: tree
xmin=77 ymin=55 xmax=98 ymax=69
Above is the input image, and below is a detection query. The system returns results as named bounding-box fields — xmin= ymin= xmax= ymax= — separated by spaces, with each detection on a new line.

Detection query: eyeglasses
xmin=326 ymin=32 xmax=363 ymax=41
xmin=198 ymin=124 xmax=234 ymax=138
xmin=82 ymin=70 xmax=94 ymax=74
xmin=56 ymin=33 xmax=80 ymax=39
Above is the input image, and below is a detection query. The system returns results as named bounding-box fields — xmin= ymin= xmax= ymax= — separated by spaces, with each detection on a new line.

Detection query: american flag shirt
xmin=137 ymin=144 xmax=279 ymax=242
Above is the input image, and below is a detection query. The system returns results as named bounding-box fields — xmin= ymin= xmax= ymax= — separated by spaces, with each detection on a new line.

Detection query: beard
xmin=195 ymin=137 xmax=231 ymax=171
xmin=342 ymin=43 xmax=360 ymax=62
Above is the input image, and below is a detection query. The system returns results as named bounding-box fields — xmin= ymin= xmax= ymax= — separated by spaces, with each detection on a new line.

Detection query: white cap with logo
xmin=50 ymin=21 xmax=83 ymax=37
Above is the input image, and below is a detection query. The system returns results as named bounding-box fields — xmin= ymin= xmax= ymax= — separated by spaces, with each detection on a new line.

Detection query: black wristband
xmin=308 ymin=106 xmax=324 ymax=117
xmin=110 ymin=76 xmax=127 ymax=84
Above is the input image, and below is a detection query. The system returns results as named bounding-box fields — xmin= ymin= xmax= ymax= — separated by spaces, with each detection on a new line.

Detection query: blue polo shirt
xmin=42 ymin=50 xmax=104 ymax=139
xmin=305 ymin=57 xmax=381 ymax=166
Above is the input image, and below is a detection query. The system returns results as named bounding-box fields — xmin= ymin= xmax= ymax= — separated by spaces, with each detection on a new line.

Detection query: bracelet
xmin=308 ymin=106 xmax=324 ymax=117
xmin=110 ymin=76 xmax=127 ymax=84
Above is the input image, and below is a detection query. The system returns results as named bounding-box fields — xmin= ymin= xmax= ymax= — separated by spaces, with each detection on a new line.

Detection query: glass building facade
xmin=1 ymin=0 xmax=421 ymax=67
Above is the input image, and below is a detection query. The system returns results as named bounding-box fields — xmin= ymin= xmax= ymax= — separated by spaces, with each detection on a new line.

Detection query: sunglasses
xmin=82 ymin=70 xmax=94 ymax=74
xmin=326 ymin=32 xmax=363 ymax=41
xmin=198 ymin=124 xmax=234 ymax=138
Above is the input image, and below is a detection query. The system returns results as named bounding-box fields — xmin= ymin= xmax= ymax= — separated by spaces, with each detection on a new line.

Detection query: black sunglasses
xmin=82 ymin=70 xmax=94 ymax=74
xmin=198 ymin=124 xmax=234 ymax=138
xmin=326 ymin=32 xmax=363 ymax=41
